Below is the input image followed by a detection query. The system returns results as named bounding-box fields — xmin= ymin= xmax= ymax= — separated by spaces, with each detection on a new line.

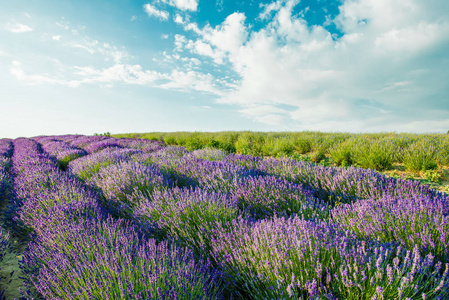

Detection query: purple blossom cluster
xmin=9 ymin=137 xmax=223 ymax=299
xmin=134 ymin=187 xmax=238 ymax=256
xmin=258 ymin=157 xmax=445 ymax=204
xmin=84 ymin=138 xmax=124 ymax=153
xmin=69 ymin=135 xmax=110 ymax=148
xmin=22 ymin=216 xmax=222 ymax=299
xmin=0 ymin=139 xmax=12 ymax=297
xmin=211 ymin=215 xmax=449 ymax=299
xmin=38 ymin=138 xmax=88 ymax=168
xmin=10 ymin=138 xmax=101 ymax=234
xmin=173 ymin=156 xmax=260 ymax=193
xmin=332 ymin=192 xmax=449 ymax=259
xmin=89 ymin=161 xmax=173 ymax=218
xmin=69 ymin=147 xmax=143 ymax=180
xmin=234 ymin=175 xmax=327 ymax=220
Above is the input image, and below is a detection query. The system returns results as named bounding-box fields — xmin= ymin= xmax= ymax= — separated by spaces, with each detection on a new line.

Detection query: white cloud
xmin=160 ymin=0 xmax=199 ymax=11
xmin=186 ymin=40 xmax=225 ymax=64
xmin=10 ymin=60 xmax=79 ymax=86
xmin=174 ymin=34 xmax=187 ymax=51
xmin=174 ymin=14 xmax=184 ymax=24
xmin=52 ymin=35 xmax=61 ymax=41
xmin=11 ymin=61 xmax=162 ymax=87
xmin=143 ymin=4 xmax=169 ymax=20
xmin=161 ymin=34 xmax=169 ymax=39
xmin=56 ymin=20 xmax=70 ymax=30
xmin=65 ymin=40 xmax=98 ymax=54
xmin=159 ymin=70 xmax=223 ymax=94
xmin=73 ymin=64 xmax=162 ymax=85
xmin=202 ymin=13 xmax=248 ymax=53
xmin=177 ymin=13 xmax=248 ymax=64
xmin=5 ymin=23 xmax=33 ymax=33
xmin=170 ymin=0 xmax=449 ymax=131
xmin=130 ymin=16 xmax=137 ymax=21
xmin=10 ymin=59 xmax=222 ymax=95
xmin=63 ymin=35 xmax=129 ymax=63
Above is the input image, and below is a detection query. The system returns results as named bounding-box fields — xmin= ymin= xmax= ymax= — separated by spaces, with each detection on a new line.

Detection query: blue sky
xmin=1 ymin=0 xmax=448 ymax=138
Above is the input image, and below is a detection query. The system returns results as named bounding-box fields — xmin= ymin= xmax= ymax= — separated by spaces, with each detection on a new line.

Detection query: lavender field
xmin=0 ymin=135 xmax=448 ymax=299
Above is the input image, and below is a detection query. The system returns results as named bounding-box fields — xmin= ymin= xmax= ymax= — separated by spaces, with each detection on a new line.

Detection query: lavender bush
xmin=69 ymin=147 xmax=142 ymax=180
xmin=332 ymin=192 xmax=449 ymax=260
xmin=211 ymin=215 xmax=449 ymax=299
xmin=134 ymin=187 xmax=238 ymax=257
xmin=69 ymin=135 xmax=109 ymax=148
xmin=84 ymin=138 xmax=123 ymax=153
xmin=258 ymin=157 xmax=443 ymax=205
xmin=89 ymin=161 xmax=173 ymax=218
xmin=174 ymin=157 xmax=259 ymax=193
xmin=22 ymin=216 xmax=223 ymax=300
xmin=234 ymin=175 xmax=328 ymax=220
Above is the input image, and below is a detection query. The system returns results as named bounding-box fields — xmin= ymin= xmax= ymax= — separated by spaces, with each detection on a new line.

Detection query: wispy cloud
xmin=63 ymin=34 xmax=129 ymax=63
xmin=5 ymin=23 xmax=33 ymax=33
xmin=10 ymin=59 xmax=223 ymax=95
xmin=158 ymin=0 xmax=199 ymax=11
xmin=143 ymin=4 xmax=169 ymax=20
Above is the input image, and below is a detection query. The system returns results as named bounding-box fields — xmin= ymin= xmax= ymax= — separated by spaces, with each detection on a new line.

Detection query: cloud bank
xmin=172 ymin=0 xmax=449 ymax=132
xmin=5 ymin=0 xmax=449 ymax=133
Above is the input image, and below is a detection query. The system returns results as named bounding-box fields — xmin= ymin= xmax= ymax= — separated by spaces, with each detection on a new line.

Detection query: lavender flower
xmin=22 ymin=216 xmax=223 ymax=299
xmin=89 ymin=161 xmax=173 ymax=218
xmin=332 ymin=193 xmax=449 ymax=259
xmin=234 ymin=175 xmax=327 ymax=220
xmin=69 ymin=147 xmax=142 ymax=180
xmin=134 ymin=187 xmax=238 ymax=257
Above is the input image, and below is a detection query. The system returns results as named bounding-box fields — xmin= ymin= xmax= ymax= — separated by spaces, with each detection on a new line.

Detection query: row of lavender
xmin=0 ymin=139 xmax=12 ymax=298
xmin=21 ymin=135 xmax=449 ymax=298
xmin=61 ymin=136 xmax=449 ymax=258
xmin=10 ymin=137 xmax=222 ymax=299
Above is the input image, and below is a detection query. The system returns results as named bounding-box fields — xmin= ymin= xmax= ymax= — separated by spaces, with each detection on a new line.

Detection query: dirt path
xmin=0 ymin=196 xmax=27 ymax=299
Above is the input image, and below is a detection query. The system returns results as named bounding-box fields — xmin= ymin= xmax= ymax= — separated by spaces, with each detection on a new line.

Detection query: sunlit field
xmin=0 ymin=134 xmax=448 ymax=299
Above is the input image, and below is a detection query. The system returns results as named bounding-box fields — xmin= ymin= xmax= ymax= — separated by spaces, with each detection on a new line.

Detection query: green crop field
xmin=114 ymin=131 xmax=449 ymax=194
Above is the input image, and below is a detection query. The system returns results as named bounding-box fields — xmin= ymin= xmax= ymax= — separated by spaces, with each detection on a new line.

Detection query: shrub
xmin=354 ymin=141 xmax=393 ymax=171
xmin=211 ymin=216 xmax=449 ymax=299
xmin=22 ymin=217 xmax=223 ymax=300
xmin=329 ymin=142 xmax=353 ymax=167
xmin=235 ymin=133 xmax=265 ymax=156
xmin=404 ymin=140 xmax=439 ymax=173
xmin=184 ymin=136 xmax=203 ymax=151
xmin=234 ymin=175 xmax=327 ymax=220
xmin=310 ymin=150 xmax=326 ymax=163
xmin=69 ymin=148 xmax=140 ymax=180
xmin=134 ymin=187 xmax=238 ymax=257
xmin=332 ymin=192 xmax=449 ymax=260
xmin=422 ymin=169 xmax=442 ymax=183
xmin=89 ymin=161 xmax=172 ymax=218
xmin=293 ymin=138 xmax=312 ymax=154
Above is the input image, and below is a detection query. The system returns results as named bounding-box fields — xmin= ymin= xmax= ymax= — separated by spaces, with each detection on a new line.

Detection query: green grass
xmin=113 ymin=131 xmax=449 ymax=173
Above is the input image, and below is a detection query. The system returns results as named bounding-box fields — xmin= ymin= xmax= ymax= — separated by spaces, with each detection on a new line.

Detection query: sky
xmin=1 ymin=0 xmax=449 ymax=138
